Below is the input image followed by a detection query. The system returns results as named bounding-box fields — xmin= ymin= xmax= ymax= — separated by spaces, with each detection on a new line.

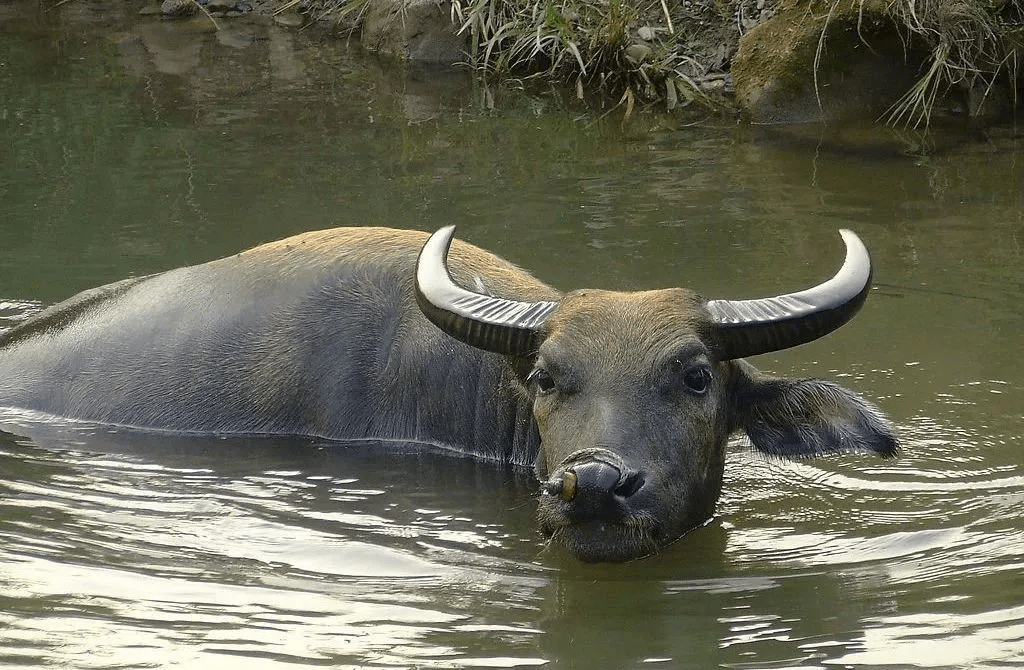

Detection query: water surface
xmin=1 ymin=3 xmax=1022 ymax=668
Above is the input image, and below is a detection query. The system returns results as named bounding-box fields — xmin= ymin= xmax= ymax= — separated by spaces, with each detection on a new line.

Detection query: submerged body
xmin=0 ymin=228 xmax=547 ymax=461
xmin=0 ymin=226 xmax=897 ymax=562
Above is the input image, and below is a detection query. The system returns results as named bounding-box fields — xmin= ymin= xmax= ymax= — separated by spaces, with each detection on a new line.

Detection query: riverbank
xmin=28 ymin=0 xmax=1024 ymax=126
xmin=286 ymin=0 xmax=1024 ymax=126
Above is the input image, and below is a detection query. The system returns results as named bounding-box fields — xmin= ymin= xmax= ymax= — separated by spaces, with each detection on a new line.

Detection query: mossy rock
xmin=732 ymin=0 xmax=928 ymax=123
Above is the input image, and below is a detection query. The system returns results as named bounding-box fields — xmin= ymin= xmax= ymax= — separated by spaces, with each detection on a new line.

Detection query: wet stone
xmin=161 ymin=0 xmax=198 ymax=16
xmin=273 ymin=11 xmax=304 ymax=27
xmin=625 ymin=44 xmax=653 ymax=65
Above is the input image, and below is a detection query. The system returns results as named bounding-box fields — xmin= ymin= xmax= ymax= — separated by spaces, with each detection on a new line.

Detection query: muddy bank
xmin=287 ymin=0 xmax=1024 ymax=127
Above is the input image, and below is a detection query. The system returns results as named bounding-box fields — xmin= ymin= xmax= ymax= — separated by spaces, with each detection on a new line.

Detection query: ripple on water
xmin=720 ymin=412 xmax=1024 ymax=603
xmin=2 ymin=384 xmax=1022 ymax=668
xmin=0 ymin=425 xmax=549 ymax=668
xmin=828 ymin=604 xmax=1024 ymax=668
xmin=0 ymin=299 xmax=43 ymax=332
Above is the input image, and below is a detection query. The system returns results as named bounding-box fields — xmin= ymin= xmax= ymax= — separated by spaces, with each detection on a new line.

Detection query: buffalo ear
xmin=732 ymin=362 xmax=898 ymax=458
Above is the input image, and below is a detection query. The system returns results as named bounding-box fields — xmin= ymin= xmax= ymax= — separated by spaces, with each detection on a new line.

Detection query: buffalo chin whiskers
xmin=539 ymin=514 xmax=662 ymax=562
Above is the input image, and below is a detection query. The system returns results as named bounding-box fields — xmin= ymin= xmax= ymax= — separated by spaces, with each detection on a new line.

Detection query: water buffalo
xmin=0 ymin=226 xmax=897 ymax=562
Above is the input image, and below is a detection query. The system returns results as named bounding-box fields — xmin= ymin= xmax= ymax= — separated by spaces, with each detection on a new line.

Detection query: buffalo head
xmin=415 ymin=226 xmax=897 ymax=562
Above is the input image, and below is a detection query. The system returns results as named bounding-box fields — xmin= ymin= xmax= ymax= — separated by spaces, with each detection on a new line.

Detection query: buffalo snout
xmin=542 ymin=450 xmax=647 ymax=522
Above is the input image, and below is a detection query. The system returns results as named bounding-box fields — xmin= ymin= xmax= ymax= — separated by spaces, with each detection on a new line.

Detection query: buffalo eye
xmin=527 ymin=367 xmax=556 ymax=395
xmin=680 ymin=364 xmax=712 ymax=396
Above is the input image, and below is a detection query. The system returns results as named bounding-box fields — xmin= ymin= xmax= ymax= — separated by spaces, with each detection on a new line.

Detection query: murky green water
xmin=2 ymin=2 xmax=1023 ymax=668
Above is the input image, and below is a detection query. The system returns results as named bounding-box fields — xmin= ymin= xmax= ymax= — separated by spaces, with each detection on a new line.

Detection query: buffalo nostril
xmin=614 ymin=470 xmax=645 ymax=498
xmin=544 ymin=458 xmax=643 ymax=513
xmin=542 ymin=471 xmax=578 ymax=501
xmin=560 ymin=470 xmax=578 ymax=501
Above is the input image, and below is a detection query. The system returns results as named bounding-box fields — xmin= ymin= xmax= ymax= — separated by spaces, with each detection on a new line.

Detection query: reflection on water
xmin=2 ymin=1 xmax=1023 ymax=668
xmin=0 ymin=421 xmax=548 ymax=667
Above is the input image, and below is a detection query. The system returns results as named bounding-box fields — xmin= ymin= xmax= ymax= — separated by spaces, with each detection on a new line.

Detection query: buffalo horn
xmin=415 ymin=225 xmax=558 ymax=355
xmin=707 ymin=229 xmax=873 ymax=360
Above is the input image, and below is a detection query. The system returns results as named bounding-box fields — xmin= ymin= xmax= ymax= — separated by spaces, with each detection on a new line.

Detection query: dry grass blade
xmin=659 ymin=0 xmax=673 ymax=34
xmin=883 ymin=44 xmax=946 ymax=127
xmin=565 ymin=40 xmax=586 ymax=74
xmin=273 ymin=0 xmax=303 ymax=15
xmin=45 ymin=0 xmax=76 ymax=12
xmin=193 ymin=0 xmax=221 ymax=30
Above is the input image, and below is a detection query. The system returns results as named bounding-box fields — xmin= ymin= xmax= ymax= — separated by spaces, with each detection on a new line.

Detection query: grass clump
xmin=449 ymin=0 xmax=744 ymax=114
xmin=300 ymin=0 xmax=760 ymax=114
xmin=882 ymin=0 xmax=1023 ymax=127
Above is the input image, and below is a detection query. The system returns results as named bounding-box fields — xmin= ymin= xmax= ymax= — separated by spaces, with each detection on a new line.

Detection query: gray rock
xmin=273 ymin=11 xmax=305 ymax=27
xmin=361 ymin=0 xmax=468 ymax=63
xmin=161 ymin=0 xmax=198 ymax=16
xmin=624 ymin=43 xmax=652 ymax=65
xmin=732 ymin=4 xmax=921 ymax=124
